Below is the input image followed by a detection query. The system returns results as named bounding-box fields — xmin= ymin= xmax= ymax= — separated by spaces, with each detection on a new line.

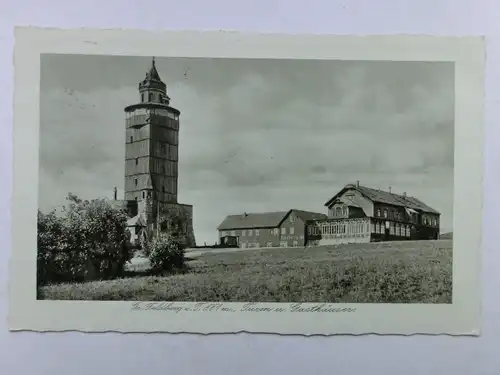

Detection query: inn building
xmin=217 ymin=209 xmax=327 ymax=248
xmin=306 ymin=181 xmax=441 ymax=246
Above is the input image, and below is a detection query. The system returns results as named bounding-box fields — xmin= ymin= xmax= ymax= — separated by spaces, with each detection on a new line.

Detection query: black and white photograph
xmin=9 ymin=29 xmax=484 ymax=335
xmin=36 ymin=54 xmax=454 ymax=304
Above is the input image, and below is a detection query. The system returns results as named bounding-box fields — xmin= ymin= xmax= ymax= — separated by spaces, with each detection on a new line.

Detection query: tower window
xmin=141 ymin=93 xmax=144 ymax=102
xmin=130 ymin=136 xmax=133 ymax=143
xmin=148 ymin=93 xmax=153 ymax=102
xmin=134 ymin=178 xmax=138 ymax=187
xmin=142 ymin=192 xmax=145 ymax=198
xmin=135 ymin=158 xmax=139 ymax=165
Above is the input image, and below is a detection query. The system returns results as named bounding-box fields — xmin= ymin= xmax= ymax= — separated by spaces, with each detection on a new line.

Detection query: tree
xmin=144 ymin=205 xmax=190 ymax=273
xmin=157 ymin=205 xmax=192 ymax=247
xmin=146 ymin=232 xmax=185 ymax=274
xmin=37 ymin=193 xmax=133 ymax=285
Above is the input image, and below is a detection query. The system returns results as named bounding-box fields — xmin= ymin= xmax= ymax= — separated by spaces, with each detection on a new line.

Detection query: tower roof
xmin=145 ymin=57 xmax=162 ymax=82
xmin=139 ymin=57 xmax=166 ymax=92
xmin=144 ymin=174 xmax=154 ymax=190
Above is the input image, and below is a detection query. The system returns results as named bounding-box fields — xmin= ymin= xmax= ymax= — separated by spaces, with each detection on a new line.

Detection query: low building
xmin=217 ymin=209 xmax=327 ymax=249
xmin=306 ymin=181 xmax=441 ymax=246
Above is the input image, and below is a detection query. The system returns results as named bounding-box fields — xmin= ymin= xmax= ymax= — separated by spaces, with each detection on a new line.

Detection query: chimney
xmin=388 ymin=186 xmax=392 ymax=193
xmin=356 ymin=180 xmax=360 ymax=188
xmin=113 ymin=187 xmax=117 ymax=200
xmin=403 ymin=192 xmax=407 ymax=198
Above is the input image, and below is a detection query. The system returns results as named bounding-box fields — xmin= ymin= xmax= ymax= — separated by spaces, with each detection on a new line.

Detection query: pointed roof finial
xmin=144 ymin=56 xmax=161 ymax=82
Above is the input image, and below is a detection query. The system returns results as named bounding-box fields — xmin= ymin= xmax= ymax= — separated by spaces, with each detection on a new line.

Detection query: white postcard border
xmin=9 ymin=28 xmax=484 ymax=335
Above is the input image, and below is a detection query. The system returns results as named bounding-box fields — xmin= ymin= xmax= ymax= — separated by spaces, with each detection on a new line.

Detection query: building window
xmin=376 ymin=208 xmax=381 ymax=217
xmin=135 ymin=157 xmax=139 ymax=165
xmin=281 ymin=227 xmax=286 ymax=235
xmin=343 ymin=207 xmax=348 ymax=216
xmin=148 ymin=93 xmax=153 ymax=102
xmin=280 ymin=241 xmax=288 ymax=248
xmin=383 ymin=209 xmax=388 ymax=218
xmin=230 ymin=231 xmax=236 ymax=236
xmin=390 ymin=223 xmax=395 ymax=235
xmin=335 ymin=207 xmax=342 ymax=216
xmin=241 ymin=230 xmax=246 ymax=236
xmin=395 ymin=224 xmax=400 ymax=236
xmin=142 ymin=191 xmax=145 ymax=198
xmin=135 ymin=178 xmax=138 ymax=187
xmin=433 ymin=218 xmax=437 ymax=226
xmin=255 ymin=229 xmax=260 ymax=236
xmin=290 ymin=215 xmax=295 ymax=223
xmin=130 ymin=136 xmax=133 ymax=143
xmin=248 ymin=229 xmax=253 ymax=236
xmin=141 ymin=93 xmax=144 ymax=102
xmin=289 ymin=227 xmax=295 ymax=235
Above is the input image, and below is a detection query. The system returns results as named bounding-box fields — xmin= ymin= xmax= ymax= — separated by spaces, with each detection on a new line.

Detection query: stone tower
xmin=123 ymin=58 xmax=196 ymax=247
xmin=124 ymin=57 xmax=181 ymax=229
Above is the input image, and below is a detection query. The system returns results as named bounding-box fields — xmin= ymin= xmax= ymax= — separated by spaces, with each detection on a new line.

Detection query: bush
xmin=37 ymin=193 xmax=133 ymax=286
xmin=147 ymin=232 xmax=186 ymax=274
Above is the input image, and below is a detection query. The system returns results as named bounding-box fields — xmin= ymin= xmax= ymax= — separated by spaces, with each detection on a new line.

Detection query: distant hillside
xmin=440 ymin=232 xmax=453 ymax=240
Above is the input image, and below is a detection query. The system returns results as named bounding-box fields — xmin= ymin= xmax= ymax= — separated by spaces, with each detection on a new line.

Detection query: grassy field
xmin=38 ymin=239 xmax=452 ymax=303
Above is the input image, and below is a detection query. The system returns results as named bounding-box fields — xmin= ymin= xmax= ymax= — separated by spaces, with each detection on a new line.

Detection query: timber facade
xmin=217 ymin=209 xmax=327 ymax=249
xmin=217 ymin=182 xmax=441 ymax=248
xmin=307 ymin=181 xmax=440 ymax=246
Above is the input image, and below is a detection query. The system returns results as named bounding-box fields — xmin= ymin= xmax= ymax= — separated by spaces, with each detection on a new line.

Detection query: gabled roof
xmin=217 ymin=209 xmax=327 ymax=230
xmin=291 ymin=209 xmax=328 ymax=222
xmin=217 ymin=211 xmax=289 ymax=230
xmin=325 ymin=184 xmax=440 ymax=214
xmin=336 ymin=196 xmax=362 ymax=208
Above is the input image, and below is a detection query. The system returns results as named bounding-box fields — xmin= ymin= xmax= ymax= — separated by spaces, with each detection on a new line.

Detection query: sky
xmin=39 ymin=54 xmax=455 ymax=245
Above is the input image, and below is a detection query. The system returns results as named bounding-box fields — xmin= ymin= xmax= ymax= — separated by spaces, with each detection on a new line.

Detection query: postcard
xmin=9 ymin=28 xmax=484 ymax=335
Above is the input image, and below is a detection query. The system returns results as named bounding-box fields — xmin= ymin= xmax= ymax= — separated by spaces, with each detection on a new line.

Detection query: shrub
xmin=157 ymin=205 xmax=191 ymax=247
xmin=147 ymin=232 xmax=186 ymax=274
xmin=37 ymin=193 xmax=133 ymax=286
